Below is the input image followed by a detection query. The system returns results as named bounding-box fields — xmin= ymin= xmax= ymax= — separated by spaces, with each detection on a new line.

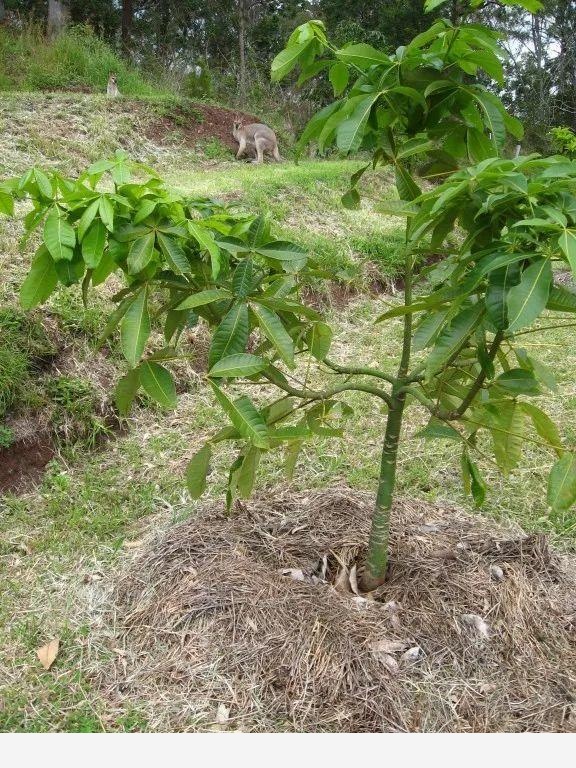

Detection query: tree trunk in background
xmin=238 ymin=0 xmax=247 ymax=102
xmin=47 ymin=0 xmax=70 ymax=39
xmin=121 ymin=0 xmax=133 ymax=57
xmin=0 ymin=1 xmax=6 ymax=25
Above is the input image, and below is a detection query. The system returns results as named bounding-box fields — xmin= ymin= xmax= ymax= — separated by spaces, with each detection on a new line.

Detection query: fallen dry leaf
xmin=490 ymin=564 xmax=505 ymax=582
xmin=280 ymin=568 xmax=306 ymax=582
xmin=370 ymin=639 xmax=410 ymax=655
xmin=461 ymin=613 xmax=490 ymax=639
xmin=401 ymin=646 xmax=422 ymax=663
xmin=36 ymin=638 xmax=60 ymax=670
xmin=216 ymin=703 xmax=230 ymax=725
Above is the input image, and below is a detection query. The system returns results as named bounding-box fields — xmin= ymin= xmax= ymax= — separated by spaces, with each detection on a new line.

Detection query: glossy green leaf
xmin=99 ymin=196 xmax=114 ymax=231
xmin=20 ymin=246 xmax=58 ymax=309
xmin=251 ymin=304 xmax=295 ymax=368
xmin=43 ymin=207 xmax=75 ymax=261
xmin=208 ymin=302 xmax=250 ymax=367
xmin=426 ymin=304 xmax=484 ymax=375
xmin=559 ymin=229 xmax=576 ymax=278
xmin=507 ymin=259 xmax=552 ymax=333
xmin=493 ymin=368 xmax=541 ymax=395
xmin=337 ymin=93 xmax=381 ymax=154
xmin=307 ymin=321 xmax=332 ymax=361
xmin=140 ymin=361 xmax=177 ymax=408
xmin=81 ymin=220 xmax=107 ymax=268
xmin=271 ymin=40 xmax=312 ymax=81
xmin=114 ymin=367 xmax=141 ymax=416
xmin=232 ymin=258 xmax=254 ymax=298
xmin=208 ymin=353 xmax=267 ymax=379
xmin=157 ymin=232 xmax=189 ymax=274
xmin=186 ymin=444 xmax=212 ymax=499
xmin=120 ymin=287 xmax=150 ymax=367
xmin=547 ymin=453 xmax=576 ymax=513
xmin=188 ymin=221 xmax=221 ymax=278
xmin=127 ymin=232 xmax=156 ymax=275
xmin=237 ymin=447 xmax=261 ymax=499
xmin=335 ymin=43 xmax=391 ymax=69
xmin=210 ymin=383 xmax=270 ymax=448
xmin=329 ymin=61 xmax=349 ymax=96
xmin=176 ymin=288 xmax=231 ymax=310
xmin=521 ymin=403 xmax=562 ymax=456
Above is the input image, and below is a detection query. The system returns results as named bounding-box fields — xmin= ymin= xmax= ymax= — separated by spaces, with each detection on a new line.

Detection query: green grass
xmin=0 ymin=24 xmax=165 ymax=97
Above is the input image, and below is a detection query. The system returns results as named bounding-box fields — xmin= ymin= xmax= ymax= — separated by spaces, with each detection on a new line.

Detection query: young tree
xmin=3 ymin=0 xmax=576 ymax=592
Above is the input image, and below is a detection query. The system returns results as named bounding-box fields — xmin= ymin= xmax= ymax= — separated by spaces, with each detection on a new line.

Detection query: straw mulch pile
xmin=98 ymin=488 xmax=576 ymax=732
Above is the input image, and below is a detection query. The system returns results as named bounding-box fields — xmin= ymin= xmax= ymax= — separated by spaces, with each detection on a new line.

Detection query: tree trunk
xmin=361 ymin=390 xmax=406 ymax=590
xmin=238 ymin=0 xmax=247 ymax=102
xmin=121 ymin=0 xmax=133 ymax=57
xmin=0 ymin=1 xmax=6 ymax=25
xmin=47 ymin=0 xmax=70 ymax=39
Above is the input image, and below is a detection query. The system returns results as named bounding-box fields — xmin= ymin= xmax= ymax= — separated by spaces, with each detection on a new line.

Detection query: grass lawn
xmin=1 ymin=138 xmax=576 ymax=730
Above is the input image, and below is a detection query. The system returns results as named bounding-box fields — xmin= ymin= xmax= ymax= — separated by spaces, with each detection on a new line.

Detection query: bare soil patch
xmin=0 ymin=429 xmax=54 ymax=493
xmin=142 ymin=103 xmax=260 ymax=153
xmin=96 ymin=488 xmax=576 ymax=732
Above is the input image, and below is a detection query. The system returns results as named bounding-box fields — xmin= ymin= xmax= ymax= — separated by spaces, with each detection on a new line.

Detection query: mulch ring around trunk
xmin=96 ymin=488 xmax=576 ymax=732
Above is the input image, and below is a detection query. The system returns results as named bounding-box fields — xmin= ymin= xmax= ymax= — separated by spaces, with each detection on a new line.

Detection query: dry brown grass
xmin=93 ymin=488 xmax=576 ymax=732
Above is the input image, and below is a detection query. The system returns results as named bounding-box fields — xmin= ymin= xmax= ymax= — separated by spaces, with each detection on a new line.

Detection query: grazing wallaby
xmin=232 ymin=119 xmax=281 ymax=164
xmin=106 ymin=73 xmax=120 ymax=98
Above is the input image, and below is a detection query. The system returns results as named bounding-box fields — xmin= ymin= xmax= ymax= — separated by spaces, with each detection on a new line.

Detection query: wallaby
xmin=232 ymin=120 xmax=281 ymax=164
xmin=106 ymin=73 xmax=120 ymax=98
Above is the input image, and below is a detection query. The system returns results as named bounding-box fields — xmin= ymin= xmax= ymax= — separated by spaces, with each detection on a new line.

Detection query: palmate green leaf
xmin=485 ymin=263 xmax=520 ymax=330
xmin=157 ymin=232 xmax=190 ymax=274
xmin=134 ymin=199 xmax=157 ymax=224
xmin=546 ymin=285 xmax=576 ymax=313
xmin=271 ymin=40 xmax=312 ymax=81
xmin=483 ymin=400 xmax=527 ymax=475
xmin=251 ymin=304 xmax=295 ymax=368
xmin=0 ymin=189 xmax=14 ymax=216
xmin=413 ymin=309 xmax=450 ymax=351
xmin=306 ymin=321 xmax=332 ymax=361
xmin=395 ymin=165 xmax=422 ymax=202
xmin=176 ymin=288 xmax=231 ymax=311
xmin=127 ymin=232 xmax=156 ymax=275
xmin=81 ymin=220 xmax=107 ymax=268
xmin=208 ymin=302 xmax=250 ymax=367
xmin=295 ymin=100 xmax=343 ymax=156
xmin=55 ymin=254 xmax=85 ymax=286
xmin=558 ymin=229 xmax=576 ymax=278
xmin=507 ymin=259 xmax=552 ymax=333
xmin=426 ymin=304 xmax=484 ymax=375
xmin=210 ymin=383 xmax=270 ymax=449
xmin=521 ymin=403 xmax=562 ymax=456
xmin=99 ymin=196 xmax=114 ymax=231
xmin=186 ymin=444 xmax=212 ymax=499
xmin=188 ymin=220 xmax=221 ymax=278
xmin=493 ymin=368 xmax=541 ymax=395
xmin=335 ymin=43 xmax=391 ymax=69
xmin=114 ymin=367 xmax=141 ymax=416
xmin=43 ymin=207 xmax=75 ymax=261
xmin=336 ymin=93 xmax=381 ymax=154
xmin=140 ymin=361 xmax=177 ymax=408
xmin=77 ymin=199 xmax=101 ymax=241
xmin=547 ymin=453 xmax=576 ymax=513
xmin=20 ymin=246 xmax=58 ymax=309
xmin=461 ymin=449 xmax=486 ymax=507
xmin=329 ymin=61 xmax=349 ymax=96
xmin=120 ymin=287 xmax=150 ymax=367
xmin=469 ymin=89 xmax=506 ymax=148
xmin=232 ymin=258 xmax=254 ymax=298
xmin=417 ymin=418 xmax=460 ymax=441
xmin=237 ymin=447 xmax=261 ymax=499
xmin=256 ymin=241 xmax=308 ymax=269
xmin=208 ymin=354 xmax=268 ymax=379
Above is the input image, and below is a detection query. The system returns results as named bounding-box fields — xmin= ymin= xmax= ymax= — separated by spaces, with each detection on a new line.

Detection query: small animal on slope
xmin=107 ymin=73 xmax=120 ymax=98
xmin=232 ymin=119 xmax=281 ymax=164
